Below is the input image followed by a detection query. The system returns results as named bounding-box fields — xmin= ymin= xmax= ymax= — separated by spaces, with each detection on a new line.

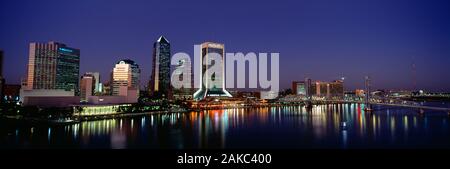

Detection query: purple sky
xmin=1 ymin=0 xmax=450 ymax=92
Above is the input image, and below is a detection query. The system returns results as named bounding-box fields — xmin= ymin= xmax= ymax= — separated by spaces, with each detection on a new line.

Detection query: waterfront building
xmin=310 ymin=80 xmax=344 ymax=99
xmin=72 ymin=104 xmax=131 ymax=116
xmin=149 ymin=36 xmax=171 ymax=98
xmin=24 ymin=41 xmax=80 ymax=92
xmin=80 ymin=74 xmax=95 ymax=102
xmin=112 ymin=59 xmax=140 ymax=96
xmin=22 ymin=95 xmax=81 ymax=108
xmin=292 ymin=81 xmax=307 ymax=96
xmin=20 ymin=42 xmax=80 ymax=105
xmin=193 ymin=42 xmax=232 ymax=100
xmin=111 ymin=59 xmax=140 ymax=103
xmin=293 ymin=79 xmax=344 ymax=100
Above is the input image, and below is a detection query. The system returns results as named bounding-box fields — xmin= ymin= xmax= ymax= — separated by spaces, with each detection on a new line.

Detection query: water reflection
xmin=1 ymin=103 xmax=450 ymax=149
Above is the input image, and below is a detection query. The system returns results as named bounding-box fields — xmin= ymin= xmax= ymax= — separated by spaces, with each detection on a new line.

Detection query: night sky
xmin=1 ymin=0 xmax=450 ymax=91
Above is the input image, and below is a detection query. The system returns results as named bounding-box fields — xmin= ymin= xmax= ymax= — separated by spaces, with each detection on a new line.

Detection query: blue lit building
xmin=24 ymin=41 xmax=80 ymax=95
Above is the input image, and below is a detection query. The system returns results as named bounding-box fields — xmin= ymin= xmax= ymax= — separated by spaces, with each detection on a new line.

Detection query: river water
xmin=1 ymin=103 xmax=450 ymax=149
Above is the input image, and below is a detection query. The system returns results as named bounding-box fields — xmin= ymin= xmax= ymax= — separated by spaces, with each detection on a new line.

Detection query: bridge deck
xmin=321 ymin=100 xmax=450 ymax=112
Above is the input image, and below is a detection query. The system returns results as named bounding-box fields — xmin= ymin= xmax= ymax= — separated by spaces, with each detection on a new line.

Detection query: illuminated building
xmin=20 ymin=42 xmax=80 ymax=105
xmin=308 ymin=80 xmax=344 ymax=99
xmin=73 ymin=104 xmax=131 ymax=116
xmin=193 ymin=42 xmax=232 ymax=100
xmin=23 ymin=41 xmax=80 ymax=93
xmin=112 ymin=59 xmax=140 ymax=96
xmin=292 ymin=78 xmax=314 ymax=99
xmin=292 ymin=81 xmax=306 ymax=95
xmin=149 ymin=36 xmax=171 ymax=98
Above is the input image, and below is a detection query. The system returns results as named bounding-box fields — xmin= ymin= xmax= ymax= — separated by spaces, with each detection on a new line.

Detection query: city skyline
xmin=1 ymin=0 xmax=450 ymax=91
xmin=2 ymin=1 xmax=450 ymax=165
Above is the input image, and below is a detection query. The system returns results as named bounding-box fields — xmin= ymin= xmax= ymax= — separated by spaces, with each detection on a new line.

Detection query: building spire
xmin=157 ymin=35 xmax=169 ymax=43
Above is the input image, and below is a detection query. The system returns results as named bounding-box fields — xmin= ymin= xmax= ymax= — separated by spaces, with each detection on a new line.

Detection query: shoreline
xmin=3 ymin=101 xmax=449 ymax=126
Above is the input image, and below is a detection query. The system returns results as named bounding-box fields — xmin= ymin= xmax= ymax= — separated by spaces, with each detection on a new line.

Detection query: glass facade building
xmin=25 ymin=41 xmax=80 ymax=94
xmin=149 ymin=36 xmax=171 ymax=98
xmin=56 ymin=46 xmax=80 ymax=93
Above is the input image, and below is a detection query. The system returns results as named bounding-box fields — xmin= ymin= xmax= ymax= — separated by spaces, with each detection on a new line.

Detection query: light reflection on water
xmin=1 ymin=103 xmax=450 ymax=149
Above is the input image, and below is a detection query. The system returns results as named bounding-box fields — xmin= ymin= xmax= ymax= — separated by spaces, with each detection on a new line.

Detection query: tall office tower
xmin=80 ymin=74 xmax=95 ymax=102
xmin=173 ymin=58 xmax=193 ymax=100
xmin=0 ymin=50 xmax=4 ymax=102
xmin=193 ymin=42 xmax=232 ymax=100
xmin=305 ymin=78 xmax=312 ymax=99
xmin=149 ymin=36 xmax=171 ymax=98
xmin=85 ymin=72 xmax=100 ymax=93
xmin=25 ymin=41 xmax=80 ymax=94
xmin=112 ymin=59 xmax=140 ymax=96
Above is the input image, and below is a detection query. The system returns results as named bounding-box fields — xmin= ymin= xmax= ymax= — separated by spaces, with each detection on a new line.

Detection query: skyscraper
xmin=149 ymin=36 xmax=171 ymax=98
xmin=112 ymin=59 xmax=140 ymax=96
xmin=193 ymin=42 xmax=232 ymax=100
xmin=24 ymin=41 xmax=80 ymax=93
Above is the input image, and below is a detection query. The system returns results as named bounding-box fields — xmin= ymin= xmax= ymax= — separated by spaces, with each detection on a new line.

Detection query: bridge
xmin=363 ymin=102 xmax=450 ymax=112
xmin=316 ymin=100 xmax=450 ymax=113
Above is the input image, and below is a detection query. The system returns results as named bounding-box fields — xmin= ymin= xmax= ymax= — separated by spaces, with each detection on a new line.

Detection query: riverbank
xmin=1 ymin=109 xmax=190 ymax=126
xmin=73 ymin=109 xmax=189 ymax=122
